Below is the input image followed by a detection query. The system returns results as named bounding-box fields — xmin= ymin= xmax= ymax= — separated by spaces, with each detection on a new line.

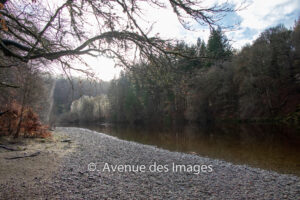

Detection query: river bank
xmin=0 ymin=127 xmax=299 ymax=199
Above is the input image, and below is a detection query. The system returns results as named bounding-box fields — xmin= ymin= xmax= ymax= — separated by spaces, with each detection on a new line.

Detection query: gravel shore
xmin=1 ymin=127 xmax=299 ymax=199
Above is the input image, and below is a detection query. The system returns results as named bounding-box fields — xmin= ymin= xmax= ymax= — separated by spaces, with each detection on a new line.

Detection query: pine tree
xmin=207 ymin=27 xmax=232 ymax=66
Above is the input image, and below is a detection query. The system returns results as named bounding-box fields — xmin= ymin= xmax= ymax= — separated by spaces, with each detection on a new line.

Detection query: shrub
xmin=0 ymin=101 xmax=51 ymax=138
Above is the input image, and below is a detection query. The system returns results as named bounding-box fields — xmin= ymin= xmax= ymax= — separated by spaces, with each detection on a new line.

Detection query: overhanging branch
xmin=0 ymin=31 xmax=164 ymax=61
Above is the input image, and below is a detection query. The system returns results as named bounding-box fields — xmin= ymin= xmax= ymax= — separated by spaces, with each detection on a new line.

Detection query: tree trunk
xmin=14 ymin=103 xmax=24 ymax=138
xmin=14 ymin=87 xmax=27 ymax=138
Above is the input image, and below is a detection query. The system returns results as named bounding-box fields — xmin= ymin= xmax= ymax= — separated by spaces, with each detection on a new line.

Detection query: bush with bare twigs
xmin=0 ymin=101 xmax=51 ymax=138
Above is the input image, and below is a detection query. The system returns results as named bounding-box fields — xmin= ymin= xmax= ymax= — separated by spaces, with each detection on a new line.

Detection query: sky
xmin=82 ymin=0 xmax=300 ymax=81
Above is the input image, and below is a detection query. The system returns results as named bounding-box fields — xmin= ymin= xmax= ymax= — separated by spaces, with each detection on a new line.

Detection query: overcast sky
xmin=83 ymin=0 xmax=300 ymax=81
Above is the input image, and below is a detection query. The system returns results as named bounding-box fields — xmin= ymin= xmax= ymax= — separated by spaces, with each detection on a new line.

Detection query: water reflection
xmin=72 ymin=123 xmax=300 ymax=176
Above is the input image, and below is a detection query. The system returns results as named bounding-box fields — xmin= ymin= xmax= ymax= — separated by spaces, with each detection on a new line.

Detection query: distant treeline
xmin=51 ymin=78 xmax=110 ymax=123
xmin=52 ymin=22 xmax=300 ymax=125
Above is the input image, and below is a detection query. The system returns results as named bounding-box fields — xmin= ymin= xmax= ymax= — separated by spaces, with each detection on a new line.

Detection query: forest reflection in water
xmin=71 ymin=123 xmax=300 ymax=176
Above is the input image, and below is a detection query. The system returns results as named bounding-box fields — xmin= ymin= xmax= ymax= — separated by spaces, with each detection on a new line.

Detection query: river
xmin=65 ymin=123 xmax=300 ymax=176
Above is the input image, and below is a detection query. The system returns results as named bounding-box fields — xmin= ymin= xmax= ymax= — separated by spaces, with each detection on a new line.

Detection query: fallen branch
xmin=0 ymin=111 xmax=8 ymax=116
xmin=61 ymin=139 xmax=71 ymax=143
xmin=5 ymin=151 xmax=40 ymax=159
xmin=0 ymin=144 xmax=18 ymax=151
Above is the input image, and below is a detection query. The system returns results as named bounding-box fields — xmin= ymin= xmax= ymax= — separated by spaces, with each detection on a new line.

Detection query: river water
xmin=70 ymin=123 xmax=300 ymax=176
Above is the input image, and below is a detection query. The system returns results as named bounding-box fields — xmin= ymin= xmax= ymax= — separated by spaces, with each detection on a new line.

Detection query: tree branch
xmin=26 ymin=1 xmax=69 ymax=58
xmin=0 ymin=81 xmax=19 ymax=88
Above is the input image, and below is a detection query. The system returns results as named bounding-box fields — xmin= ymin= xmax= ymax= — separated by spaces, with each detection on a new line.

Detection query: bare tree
xmin=0 ymin=0 xmax=243 ymax=71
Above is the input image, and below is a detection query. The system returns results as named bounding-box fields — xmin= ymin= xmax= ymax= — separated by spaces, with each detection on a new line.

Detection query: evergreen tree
xmin=207 ymin=27 xmax=232 ymax=65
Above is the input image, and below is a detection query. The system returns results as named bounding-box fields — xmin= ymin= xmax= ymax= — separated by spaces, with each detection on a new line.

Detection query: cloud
xmin=227 ymin=0 xmax=300 ymax=48
xmin=239 ymin=0 xmax=298 ymax=29
xmin=142 ymin=0 xmax=300 ymax=49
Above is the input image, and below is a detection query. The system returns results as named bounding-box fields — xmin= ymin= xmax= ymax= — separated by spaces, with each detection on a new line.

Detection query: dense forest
xmin=0 ymin=0 xmax=299 ymax=137
xmin=2 ymin=22 xmax=300 ymax=132
xmin=51 ymin=22 xmax=300 ymax=126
